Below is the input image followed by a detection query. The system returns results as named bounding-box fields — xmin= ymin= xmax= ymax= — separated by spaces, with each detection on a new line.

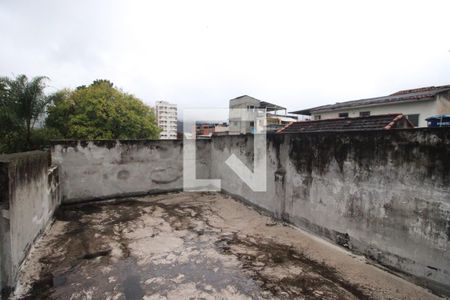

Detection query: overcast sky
xmin=1 ymin=0 xmax=449 ymax=120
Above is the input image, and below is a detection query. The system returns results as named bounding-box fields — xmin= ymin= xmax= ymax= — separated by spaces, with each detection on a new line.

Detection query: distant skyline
xmin=1 ymin=0 xmax=450 ymax=121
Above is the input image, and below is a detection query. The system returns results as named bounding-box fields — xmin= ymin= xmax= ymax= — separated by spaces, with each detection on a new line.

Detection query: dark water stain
xmin=155 ymin=201 xmax=207 ymax=231
xmin=215 ymin=233 xmax=370 ymax=299
xmin=1 ymin=287 xmax=13 ymax=300
xmin=54 ymin=203 xmax=102 ymax=222
xmin=123 ymin=275 xmax=144 ymax=300
xmin=20 ymin=273 xmax=56 ymax=300
xmin=151 ymin=174 xmax=182 ymax=184
xmin=82 ymin=249 xmax=112 ymax=260
xmin=52 ymin=275 xmax=66 ymax=287
xmin=117 ymin=169 xmax=130 ymax=180
xmin=21 ymin=200 xmax=150 ymax=299
xmin=21 ymin=194 xmax=372 ymax=299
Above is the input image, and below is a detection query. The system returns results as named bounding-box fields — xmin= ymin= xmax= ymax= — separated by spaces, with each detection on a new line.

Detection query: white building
xmin=229 ymin=95 xmax=287 ymax=134
xmin=155 ymin=101 xmax=178 ymax=139
xmin=291 ymin=85 xmax=450 ymax=127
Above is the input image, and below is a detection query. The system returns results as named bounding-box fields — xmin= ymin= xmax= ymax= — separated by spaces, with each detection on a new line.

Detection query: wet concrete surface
xmin=11 ymin=192 xmax=441 ymax=299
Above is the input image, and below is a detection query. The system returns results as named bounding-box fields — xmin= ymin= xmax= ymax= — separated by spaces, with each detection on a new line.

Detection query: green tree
xmin=0 ymin=75 xmax=50 ymax=152
xmin=46 ymin=80 xmax=160 ymax=139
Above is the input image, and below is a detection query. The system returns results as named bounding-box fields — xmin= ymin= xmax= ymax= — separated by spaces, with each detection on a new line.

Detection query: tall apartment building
xmin=155 ymin=101 xmax=178 ymax=139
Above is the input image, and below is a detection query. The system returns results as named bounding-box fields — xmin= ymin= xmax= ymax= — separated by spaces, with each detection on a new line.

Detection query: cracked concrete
xmin=11 ymin=192 xmax=441 ymax=299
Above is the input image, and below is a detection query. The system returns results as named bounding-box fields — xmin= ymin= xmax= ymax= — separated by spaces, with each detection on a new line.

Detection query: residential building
xmin=196 ymin=122 xmax=215 ymax=137
xmin=290 ymin=85 xmax=450 ymax=127
xmin=195 ymin=122 xmax=229 ymax=138
xmin=266 ymin=113 xmax=298 ymax=132
xmin=213 ymin=123 xmax=229 ymax=135
xmin=229 ymin=95 xmax=287 ymax=134
xmin=155 ymin=101 xmax=177 ymax=139
xmin=277 ymin=114 xmax=414 ymax=133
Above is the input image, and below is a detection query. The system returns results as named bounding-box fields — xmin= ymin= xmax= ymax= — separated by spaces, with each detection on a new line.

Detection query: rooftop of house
xmin=230 ymin=95 xmax=286 ymax=112
xmin=277 ymin=113 xmax=414 ymax=133
xmin=291 ymin=85 xmax=450 ymax=115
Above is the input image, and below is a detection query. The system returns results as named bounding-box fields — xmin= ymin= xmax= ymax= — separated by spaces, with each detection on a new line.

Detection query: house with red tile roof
xmin=277 ymin=114 xmax=414 ymax=133
xmin=290 ymin=85 xmax=450 ymax=127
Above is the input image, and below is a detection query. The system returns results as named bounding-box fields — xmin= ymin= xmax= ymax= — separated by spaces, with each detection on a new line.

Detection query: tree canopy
xmin=46 ymin=80 xmax=160 ymax=140
xmin=0 ymin=75 xmax=49 ymax=153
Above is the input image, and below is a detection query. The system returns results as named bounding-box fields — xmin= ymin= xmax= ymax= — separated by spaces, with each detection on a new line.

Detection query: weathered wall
xmin=0 ymin=151 xmax=60 ymax=295
xmin=436 ymin=92 xmax=450 ymax=115
xmin=51 ymin=140 xmax=212 ymax=203
xmin=50 ymin=129 xmax=450 ymax=293
xmin=210 ymin=128 xmax=450 ymax=293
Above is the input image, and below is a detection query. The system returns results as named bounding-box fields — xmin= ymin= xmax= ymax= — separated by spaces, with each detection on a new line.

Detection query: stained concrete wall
xmin=0 ymin=151 xmax=61 ymax=295
xmin=50 ymin=129 xmax=450 ymax=294
xmin=210 ymin=128 xmax=450 ymax=294
xmin=51 ymin=140 xmax=212 ymax=203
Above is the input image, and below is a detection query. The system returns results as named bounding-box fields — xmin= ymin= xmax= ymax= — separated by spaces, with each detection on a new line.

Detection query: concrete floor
xmin=12 ymin=192 xmax=440 ymax=300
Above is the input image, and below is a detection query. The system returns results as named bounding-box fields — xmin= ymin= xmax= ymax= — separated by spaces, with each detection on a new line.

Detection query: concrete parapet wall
xmin=0 ymin=151 xmax=60 ymax=295
xmin=50 ymin=128 xmax=450 ymax=294
xmin=210 ymin=128 xmax=450 ymax=293
xmin=51 ymin=140 xmax=212 ymax=203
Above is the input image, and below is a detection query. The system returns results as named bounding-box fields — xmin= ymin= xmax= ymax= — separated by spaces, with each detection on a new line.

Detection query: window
xmin=359 ymin=111 xmax=370 ymax=117
xmin=314 ymin=115 xmax=321 ymax=120
xmin=338 ymin=112 xmax=349 ymax=118
xmin=249 ymin=121 xmax=255 ymax=127
xmin=406 ymin=114 xmax=419 ymax=127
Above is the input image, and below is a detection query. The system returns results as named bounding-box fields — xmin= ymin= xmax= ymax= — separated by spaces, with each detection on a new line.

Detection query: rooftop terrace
xmin=1 ymin=129 xmax=449 ymax=299
xmin=12 ymin=192 xmax=439 ymax=299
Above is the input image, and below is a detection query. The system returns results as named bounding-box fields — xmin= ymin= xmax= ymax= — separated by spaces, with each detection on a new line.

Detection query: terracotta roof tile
xmin=277 ymin=114 xmax=414 ymax=133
